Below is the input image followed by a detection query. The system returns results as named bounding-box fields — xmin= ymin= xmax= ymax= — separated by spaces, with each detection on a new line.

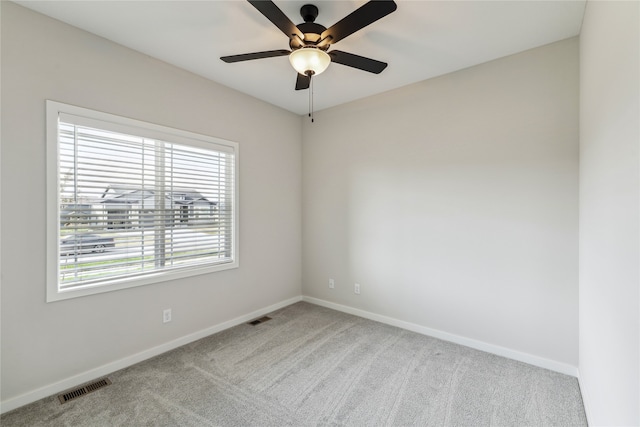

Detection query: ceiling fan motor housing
xmin=290 ymin=4 xmax=327 ymax=49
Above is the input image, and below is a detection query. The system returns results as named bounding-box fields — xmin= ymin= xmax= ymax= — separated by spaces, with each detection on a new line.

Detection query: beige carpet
xmin=1 ymin=302 xmax=587 ymax=426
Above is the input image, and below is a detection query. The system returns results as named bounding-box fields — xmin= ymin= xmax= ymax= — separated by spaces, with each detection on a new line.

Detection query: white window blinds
xmin=47 ymin=102 xmax=238 ymax=301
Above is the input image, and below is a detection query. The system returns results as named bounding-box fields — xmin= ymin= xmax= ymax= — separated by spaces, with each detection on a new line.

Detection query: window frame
xmin=46 ymin=100 xmax=239 ymax=302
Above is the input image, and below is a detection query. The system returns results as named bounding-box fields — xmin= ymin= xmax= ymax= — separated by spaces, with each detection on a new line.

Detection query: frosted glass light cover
xmin=289 ymin=48 xmax=331 ymax=76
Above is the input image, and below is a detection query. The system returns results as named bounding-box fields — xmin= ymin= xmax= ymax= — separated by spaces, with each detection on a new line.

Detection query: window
xmin=46 ymin=101 xmax=238 ymax=301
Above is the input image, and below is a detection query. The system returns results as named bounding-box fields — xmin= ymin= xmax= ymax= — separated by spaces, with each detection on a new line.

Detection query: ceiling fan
xmin=221 ymin=0 xmax=398 ymax=91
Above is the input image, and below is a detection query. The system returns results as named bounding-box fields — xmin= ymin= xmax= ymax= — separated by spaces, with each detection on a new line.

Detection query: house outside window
xmin=46 ymin=101 xmax=239 ymax=302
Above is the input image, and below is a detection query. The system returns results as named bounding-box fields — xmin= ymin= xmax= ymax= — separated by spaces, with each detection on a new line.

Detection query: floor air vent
xmin=58 ymin=378 xmax=112 ymax=404
xmin=248 ymin=316 xmax=272 ymax=325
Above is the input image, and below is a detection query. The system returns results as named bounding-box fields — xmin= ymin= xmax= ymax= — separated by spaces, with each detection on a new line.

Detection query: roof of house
xmin=100 ymin=186 xmax=217 ymax=206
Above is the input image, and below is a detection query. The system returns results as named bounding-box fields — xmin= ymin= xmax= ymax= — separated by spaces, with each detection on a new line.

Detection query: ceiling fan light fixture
xmin=289 ymin=47 xmax=331 ymax=76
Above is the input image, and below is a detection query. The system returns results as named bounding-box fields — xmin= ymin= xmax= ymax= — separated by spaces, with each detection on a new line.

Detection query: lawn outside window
xmin=46 ymin=101 xmax=238 ymax=302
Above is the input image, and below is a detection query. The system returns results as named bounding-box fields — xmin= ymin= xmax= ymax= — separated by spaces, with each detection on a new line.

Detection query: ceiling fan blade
xmin=221 ymin=49 xmax=290 ymax=63
xmin=329 ymin=50 xmax=388 ymax=74
xmin=320 ymin=0 xmax=397 ymax=45
xmin=248 ymin=1 xmax=304 ymax=40
xmin=295 ymin=73 xmax=310 ymax=90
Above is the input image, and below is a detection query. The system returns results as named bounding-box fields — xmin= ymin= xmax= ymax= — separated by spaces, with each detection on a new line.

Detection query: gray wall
xmin=1 ymin=2 xmax=302 ymax=403
xmin=579 ymin=1 xmax=640 ymax=424
xmin=302 ymin=38 xmax=579 ymax=367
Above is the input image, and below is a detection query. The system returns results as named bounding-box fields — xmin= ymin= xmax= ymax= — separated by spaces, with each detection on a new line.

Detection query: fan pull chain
xmin=308 ymin=74 xmax=315 ymax=123
xmin=308 ymin=74 xmax=311 ymax=120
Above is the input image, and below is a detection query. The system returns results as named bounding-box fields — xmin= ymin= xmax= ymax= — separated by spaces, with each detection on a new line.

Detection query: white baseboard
xmin=577 ymin=371 xmax=593 ymax=425
xmin=0 ymin=295 xmax=302 ymax=415
xmin=3 ymin=295 xmax=579 ymax=415
xmin=302 ymin=296 xmax=579 ymax=377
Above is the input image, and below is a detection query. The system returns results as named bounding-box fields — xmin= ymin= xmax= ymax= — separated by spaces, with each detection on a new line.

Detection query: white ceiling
xmin=15 ymin=0 xmax=586 ymax=115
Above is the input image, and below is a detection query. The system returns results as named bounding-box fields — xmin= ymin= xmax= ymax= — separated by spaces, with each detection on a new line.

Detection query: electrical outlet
xmin=163 ymin=308 xmax=172 ymax=323
xmin=329 ymin=278 xmax=335 ymax=289
xmin=354 ymin=283 xmax=360 ymax=294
